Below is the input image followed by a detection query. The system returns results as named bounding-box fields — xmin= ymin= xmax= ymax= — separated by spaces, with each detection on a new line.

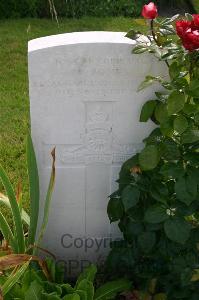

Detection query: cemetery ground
xmin=0 ymin=17 xmax=146 ymax=224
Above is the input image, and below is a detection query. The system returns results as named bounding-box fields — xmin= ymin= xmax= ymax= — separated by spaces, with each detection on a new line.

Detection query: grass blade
xmin=2 ymin=260 xmax=30 ymax=296
xmin=27 ymin=134 xmax=40 ymax=247
xmin=37 ymin=148 xmax=55 ymax=247
xmin=0 ymin=193 xmax=30 ymax=226
xmin=0 ymin=166 xmax=25 ymax=253
xmin=0 ymin=212 xmax=17 ymax=253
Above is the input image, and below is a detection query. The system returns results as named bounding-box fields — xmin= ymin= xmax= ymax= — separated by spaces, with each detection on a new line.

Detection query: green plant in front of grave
xmin=0 ymin=134 xmax=55 ymax=255
xmin=106 ymin=3 xmax=199 ymax=299
xmin=0 ymin=259 xmax=132 ymax=299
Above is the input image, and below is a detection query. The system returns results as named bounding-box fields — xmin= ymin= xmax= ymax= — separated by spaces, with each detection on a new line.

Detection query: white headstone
xmin=28 ymin=31 xmax=165 ymax=275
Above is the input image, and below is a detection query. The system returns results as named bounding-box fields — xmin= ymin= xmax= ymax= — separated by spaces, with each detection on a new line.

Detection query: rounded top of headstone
xmin=28 ymin=31 xmax=136 ymax=52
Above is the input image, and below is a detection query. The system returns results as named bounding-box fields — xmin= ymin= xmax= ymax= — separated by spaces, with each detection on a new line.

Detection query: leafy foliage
xmin=107 ymin=13 xmax=199 ymax=300
xmin=0 ymin=0 xmax=145 ymax=19
xmin=0 ymin=0 xmax=195 ymax=19
xmin=0 ymin=263 xmax=131 ymax=299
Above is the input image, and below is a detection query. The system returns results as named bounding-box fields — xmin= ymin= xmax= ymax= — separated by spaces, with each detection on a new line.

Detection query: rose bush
xmin=106 ymin=3 xmax=199 ymax=299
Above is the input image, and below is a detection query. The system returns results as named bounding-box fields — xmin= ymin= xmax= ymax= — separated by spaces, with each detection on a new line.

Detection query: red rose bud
xmin=142 ymin=2 xmax=158 ymax=20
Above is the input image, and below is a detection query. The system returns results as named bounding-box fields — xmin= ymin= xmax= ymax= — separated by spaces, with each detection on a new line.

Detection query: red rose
xmin=193 ymin=14 xmax=199 ymax=27
xmin=175 ymin=20 xmax=192 ymax=38
xmin=142 ymin=2 xmax=158 ymax=20
xmin=186 ymin=30 xmax=199 ymax=47
xmin=176 ymin=18 xmax=199 ymax=51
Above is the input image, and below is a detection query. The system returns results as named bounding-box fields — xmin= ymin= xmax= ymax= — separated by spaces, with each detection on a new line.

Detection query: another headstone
xmin=28 ymin=32 xmax=165 ymax=275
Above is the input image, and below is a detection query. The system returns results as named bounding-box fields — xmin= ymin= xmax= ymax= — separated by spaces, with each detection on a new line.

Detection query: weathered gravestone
xmin=28 ymin=32 xmax=165 ymax=275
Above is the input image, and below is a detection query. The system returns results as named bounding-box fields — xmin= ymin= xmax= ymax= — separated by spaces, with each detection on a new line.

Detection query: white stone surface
xmin=28 ymin=31 xmax=166 ymax=275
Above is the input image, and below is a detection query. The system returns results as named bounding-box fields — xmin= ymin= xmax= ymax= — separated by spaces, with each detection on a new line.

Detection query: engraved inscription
xmin=32 ymin=54 xmax=147 ymax=98
xmin=43 ymin=102 xmax=143 ymax=166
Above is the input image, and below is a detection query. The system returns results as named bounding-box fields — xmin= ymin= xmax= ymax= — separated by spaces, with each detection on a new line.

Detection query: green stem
xmin=151 ymin=19 xmax=158 ymax=45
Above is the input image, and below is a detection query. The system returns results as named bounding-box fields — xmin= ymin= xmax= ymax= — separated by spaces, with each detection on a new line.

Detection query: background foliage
xmin=0 ymin=0 xmax=196 ymax=19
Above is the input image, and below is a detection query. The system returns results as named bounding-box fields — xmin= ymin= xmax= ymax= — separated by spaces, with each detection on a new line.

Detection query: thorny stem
xmin=150 ymin=19 xmax=170 ymax=68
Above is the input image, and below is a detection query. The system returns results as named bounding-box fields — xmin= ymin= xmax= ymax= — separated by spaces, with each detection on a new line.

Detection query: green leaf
xmin=184 ymin=152 xmax=199 ymax=166
xmin=138 ymin=76 xmax=162 ymax=92
xmin=125 ymin=29 xmax=141 ymax=40
xmin=167 ymin=91 xmax=185 ymax=115
xmin=140 ymin=100 xmax=157 ymax=122
xmin=145 ymin=205 xmax=169 ymax=223
xmin=0 ymin=194 xmax=30 ymax=226
xmin=63 ymin=294 xmax=80 ymax=300
xmin=0 ymin=212 xmax=17 ymax=252
xmin=0 ymin=165 xmax=25 ymax=253
xmin=75 ymin=290 xmax=87 ymax=300
xmin=118 ymin=154 xmax=139 ymax=191
xmin=183 ymin=103 xmax=196 ymax=115
xmin=164 ymin=217 xmax=191 ymax=244
xmin=188 ymin=79 xmax=199 ymax=97
xmin=94 ymin=279 xmax=131 ymax=300
xmin=159 ymin=139 xmax=181 ymax=161
xmin=175 ymin=176 xmax=197 ymax=205
xmin=139 ymin=145 xmax=160 ymax=171
xmin=2 ymin=260 xmax=30 ymax=296
xmin=76 ymin=264 xmax=97 ymax=287
xmin=143 ymin=128 xmax=162 ymax=145
xmin=37 ymin=148 xmax=55 ymax=247
xmin=107 ymin=198 xmax=124 ymax=222
xmin=21 ymin=268 xmax=44 ymax=294
xmin=181 ymin=130 xmax=199 ymax=144
xmin=185 ymin=13 xmax=193 ymax=21
xmin=124 ymin=221 xmax=143 ymax=240
xmin=76 ymin=279 xmax=94 ymax=300
xmin=60 ymin=284 xmax=74 ymax=295
xmin=25 ymin=280 xmax=43 ymax=300
xmin=154 ymin=103 xmax=168 ymax=124
xmin=160 ymin=119 xmax=174 ymax=137
xmin=150 ymin=183 xmax=168 ymax=204
xmin=174 ymin=115 xmax=188 ymax=134
xmin=162 ymin=14 xmax=179 ymax=24
xmin=160 ymin=162 xmax=185 ymax=179
xmin=160 ymin=24 xmax=176 ymax=34
xmin=132 ymin=44 xmax=148 ymax=54
xmin=3 ymin=281 xmax=24 ymax=299
xmin=43 ymin=281 xmax=62 ymax=296
xmin=146 ymin=223 xmax=162 ymax=232
xmin=138 ymin=232 xmax=156 ymax=253
xmin=121 ymin=185 xmax=140 ymax=211
xmin=169 ymin=62 xmax=181 ymax=79
xmin=195 ymin=112 xmax=199 ymax=123
xmin=27 ymin=134 xmax=40 ymax=248
xmin=177 ymin=201 xmax=199 ymax=216
xmin=42 ymin=293 xmax=61 ymax=300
